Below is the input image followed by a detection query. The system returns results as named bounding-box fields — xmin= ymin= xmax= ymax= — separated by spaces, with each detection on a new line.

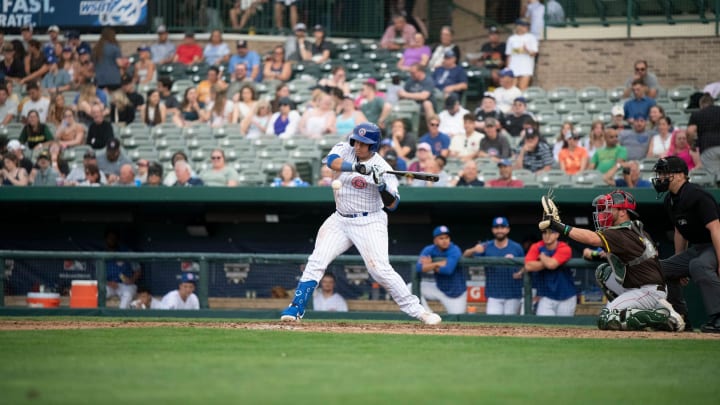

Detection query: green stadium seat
xmin=523 ymin=87 xmax=547 ymax=102
xmin=251 ymin=137 xmax=283 ymax=149
xmin=554 ymin=99 xmax=584 ymax=114
xmin=562 ymin=112 xmax=591 ymax=125
xmin=574 ymin=170 xmax=607 ymax=188
xmin=237 ymin=171 xmax=267 ymax=186
xmin=608 ymin=87 xmax=626 ymax=103
xmin=578 ymin=87 xmax=606 ymax=103
xmin=548 ymin=87 xmax=576 ymax=103
xmin=129 ymin=147 xmax=157 ymax=162
xmin=535 ymin=111 xmax=560 ymax=125
xmin=183 ymin=125 xmax=212 ymax=138
xmin=527 ymin=99 xmax=554 ymax=114
xmin=669 ymin=85 xmax=697 ymax=102
xmin=585 ymin=100 xmax=613 ymax=114
xmin=538 ymin=170 xmax=573 ymax=188
xmin=511 ymin=169 xmax=536 ymax=184
xmin=689 ymin=168 xmax=716 ymax=187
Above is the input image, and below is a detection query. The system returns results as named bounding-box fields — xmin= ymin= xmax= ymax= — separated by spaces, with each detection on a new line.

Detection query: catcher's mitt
xmin=538 ymin=189 xmax=561 ymax=230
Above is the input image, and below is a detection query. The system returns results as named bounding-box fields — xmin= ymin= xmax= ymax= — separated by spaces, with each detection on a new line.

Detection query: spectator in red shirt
xmin=174 ymin=31 xmax=203 ymax=65
xmin=486 ymin=159 xmax=524 ymax=188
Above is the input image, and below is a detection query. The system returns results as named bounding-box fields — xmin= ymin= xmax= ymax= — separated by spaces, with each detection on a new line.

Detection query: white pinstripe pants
xmin=300 ymin=211 xmax=426 ymax=318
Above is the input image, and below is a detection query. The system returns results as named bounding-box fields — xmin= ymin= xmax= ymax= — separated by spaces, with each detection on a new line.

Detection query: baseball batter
xmin=280 ymin=123 xmax=441 ymax=325
xmin=539 ymin=189 xmax=685 ymax=331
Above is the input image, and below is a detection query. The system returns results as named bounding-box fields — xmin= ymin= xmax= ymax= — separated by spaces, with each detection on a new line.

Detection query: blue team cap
xmin=46 ymin=55 xmax=58 ymax=64
xmin=380 ymin=138 xmax=393 ymax=147
xmin=137 ymin=45 xmax=151 ymax=53
xmin=78 ymin=47 xmax=89 ymax=55
xmin=497 ymin=158 xmax=512 ymax=167
xmin=181 ymin=273 xmax=198 ymax=283
xmin=492 ymin=217 xmax=509 ymax=227
xmin=62 ymin=46 xmax=73 ymax=53
xmin=433 ymin=225 xmax=451 ymax=238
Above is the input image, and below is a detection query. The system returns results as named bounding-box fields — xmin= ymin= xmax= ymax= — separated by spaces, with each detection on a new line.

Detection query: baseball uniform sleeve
xmin=437 ymin=244 xmax=462 ymax=275
xmin=416 ymin=245 xmax=434 ymax=272
xmin=525 ymin=242 xmax=541 ymax=263
xmin=552 ymin=242 xmax=573 ymax=266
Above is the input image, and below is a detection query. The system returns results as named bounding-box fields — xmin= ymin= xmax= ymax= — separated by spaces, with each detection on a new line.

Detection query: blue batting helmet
xmin=349 ymin=123 xmax=381 ymax=152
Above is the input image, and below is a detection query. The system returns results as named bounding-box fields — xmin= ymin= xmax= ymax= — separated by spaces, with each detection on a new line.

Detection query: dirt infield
xmin=1 ymin=319 xmax=719 ymax=339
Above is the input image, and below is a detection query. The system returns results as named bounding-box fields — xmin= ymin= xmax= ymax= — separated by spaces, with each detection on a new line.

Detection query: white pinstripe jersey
xmin=330 ymin=142 xmax=400 ymax=215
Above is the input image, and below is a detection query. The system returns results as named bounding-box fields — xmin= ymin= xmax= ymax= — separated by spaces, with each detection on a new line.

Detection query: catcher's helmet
xmin=349 ymin=122 xmax=381 ymax=152
xmin=592 ymin=190 xmax=638 ymax=231
xmin=652 ymin=156 xmax=688 ymax=176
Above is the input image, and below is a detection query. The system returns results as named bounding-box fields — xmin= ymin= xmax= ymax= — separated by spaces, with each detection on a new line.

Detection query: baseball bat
xmin=385 ymin=170 xmax=440 ymax=182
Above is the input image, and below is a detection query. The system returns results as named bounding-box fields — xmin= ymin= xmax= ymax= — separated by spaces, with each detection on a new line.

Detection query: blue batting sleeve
xmin=340 ymin=161 xmax=354 ymax=172
xmin=327 ymin=154 xmax=341 ymax=168
xmin=437 ymin=244 xmax=462 ymax=275
xmin=416 ymin=245 xmax=435 ymax=273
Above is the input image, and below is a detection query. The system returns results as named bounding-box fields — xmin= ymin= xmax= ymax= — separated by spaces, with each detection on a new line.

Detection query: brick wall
xmin=532 ymin=37 xmax=720 ymax=90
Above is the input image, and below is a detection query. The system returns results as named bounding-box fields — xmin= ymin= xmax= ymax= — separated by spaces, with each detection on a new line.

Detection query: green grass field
xmin=1 ymin=320 xmax=719 ymax=404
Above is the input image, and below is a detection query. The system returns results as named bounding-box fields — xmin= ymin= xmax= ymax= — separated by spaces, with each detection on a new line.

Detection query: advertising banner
xmin=0 ymin=0 xmax=148 ymax=29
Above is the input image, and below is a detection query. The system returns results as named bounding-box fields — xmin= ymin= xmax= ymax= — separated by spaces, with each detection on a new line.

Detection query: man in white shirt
xmin=20 ymin=82 xmax=50 ymax=123
xmin=493 ymin=69 xmax=522 ymax=115
xmin=312 ymin=273 xmax=348 ymax=312
xmin=438 ymin=94 xmax=469 ymax=138
xmin=449 ymin=113 xmax=483 ymax=161
xmin=161 ymin=273 xmax=200 ymax=310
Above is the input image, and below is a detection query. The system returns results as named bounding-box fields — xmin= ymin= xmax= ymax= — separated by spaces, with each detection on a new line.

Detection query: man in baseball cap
xmin=150 ymin=25 xmax=175 ymax=65
xmin=416 ymin=225 xmax=467 ymax=314
xmin=463 ymin=215 xmax=525 ymax=315
xmin=228 ymin=39 xmax=261 ymax=82
xmin=160 ymin=273 xmax=200 ymax=310
xmin=33 ymin=150 xmax=60 ymax=186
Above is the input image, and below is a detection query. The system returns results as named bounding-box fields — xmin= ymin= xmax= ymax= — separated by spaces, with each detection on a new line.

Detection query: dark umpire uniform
xmin=654 ymin=156 xmax=720 ymax=333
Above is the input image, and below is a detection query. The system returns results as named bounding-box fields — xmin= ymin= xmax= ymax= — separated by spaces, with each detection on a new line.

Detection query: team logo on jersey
xmin=351 ymin=176 xmax=368 ymax=189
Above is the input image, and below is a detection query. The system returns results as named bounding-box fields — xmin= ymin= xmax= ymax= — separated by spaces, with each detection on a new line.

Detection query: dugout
xmin=0 ymin=186 xmax=715 ymax=325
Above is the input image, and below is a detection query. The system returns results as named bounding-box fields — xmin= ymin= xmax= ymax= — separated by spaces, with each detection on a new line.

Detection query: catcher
xmin=539 ymin=189 xmax=685 ymax=331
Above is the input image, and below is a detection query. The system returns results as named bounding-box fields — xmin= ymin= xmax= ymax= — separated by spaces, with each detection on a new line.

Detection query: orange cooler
xmin=70 ymin=280 xmax=98 ymax=308
xmin=27 ymin=292 xmax=61 ymax=308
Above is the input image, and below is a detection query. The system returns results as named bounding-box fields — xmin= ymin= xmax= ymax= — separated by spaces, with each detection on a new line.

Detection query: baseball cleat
xmin=419 ymin=312 xmax=442 ymax=325
xmin=280 ymin=304 xmax=304 ymax=321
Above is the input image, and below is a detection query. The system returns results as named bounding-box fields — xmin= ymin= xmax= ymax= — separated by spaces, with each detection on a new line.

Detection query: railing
xmin=0 ymin=250 xmax=599 ymax=316
xmin=544 ymin=0 xmax=720 ymax=38
xmin=152 ymin=0 xmax=386 ymax=38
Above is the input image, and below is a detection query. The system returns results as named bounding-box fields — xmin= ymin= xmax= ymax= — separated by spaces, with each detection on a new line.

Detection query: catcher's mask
xmin=592 ymin=190 xmax=639 ymax=231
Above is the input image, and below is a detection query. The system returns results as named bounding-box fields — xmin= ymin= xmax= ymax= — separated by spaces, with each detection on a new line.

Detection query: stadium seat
xmin=183 ymin=125 xmax=212 ymax=138
xmin=668 ymin=85 xmax=697 ymax=102
xmin=535 ymin=111 xmax=560 ymax=125
xmin=523 ymin=86 xmax=547 ymax=102
xmin=689 ymin=168 xmax=716 ymax=187
xmin=574 ymin=170 xmax=607 ymax=187
xmin=554 ymin=99 xmax=584 ymax=114
xmin=577 ymin=87 xmax=606 ymax=103
xmin=527 ymin=99 xmax=554 ymax=114
xmin=607 ymin=87 xmax=626 ymax=103
xmin=585 ymin=99 xmax=613 ymax=114
xmin=251 ymin=137 xmax=283 ymax=149
xmin=562 ymin=112 xmax=591 ymax=125
xmin=237 ymin=171 xmax=267 ymax=186
xmin=186 ymin=135 xmax=215 ymax=150
xmin=538 ymin=170 xmax=573 ymax=188
xmin=283 ymin=138 xmax=317 ymax=150
xmin=511 ymin=169 xmax=536 ymax=184
xmin=548 ymin=87 xmax=576 ymax=103
xmin=129 ymin=147 xmax=157 ymax=162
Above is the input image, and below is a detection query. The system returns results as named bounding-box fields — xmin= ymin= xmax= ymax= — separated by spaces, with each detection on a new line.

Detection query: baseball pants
xmin=411 ymin=280 xmax=467 ymax=314
xmin=661 ymin=243 xmax=720 ymax=317
xmin=106 ymin=283 xmax=137 ymax=309
xmin=486 ymin=297 xmax=521 ymax=315
xmin=300 ymin=212 xmax=427 ymax=318
xmin=536 ymin=296 xmax=577 ymax=316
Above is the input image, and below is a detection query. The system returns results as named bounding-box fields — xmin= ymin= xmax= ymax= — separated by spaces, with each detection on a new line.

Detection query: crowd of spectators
xmin=0 ymin=13 xmax=716 ymax=189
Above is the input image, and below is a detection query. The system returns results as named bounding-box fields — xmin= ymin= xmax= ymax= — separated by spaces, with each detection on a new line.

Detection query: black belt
xmin=338 ymin=212 xmax=369 ymax=218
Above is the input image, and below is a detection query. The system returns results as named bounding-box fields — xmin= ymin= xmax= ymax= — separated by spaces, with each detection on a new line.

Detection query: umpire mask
xmin=651 ymin=156 xmax=688 ymax=194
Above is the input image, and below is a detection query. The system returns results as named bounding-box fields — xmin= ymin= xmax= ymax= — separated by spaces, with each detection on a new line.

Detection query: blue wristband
xmin=340 ymin=161 xmax=354 ymax=172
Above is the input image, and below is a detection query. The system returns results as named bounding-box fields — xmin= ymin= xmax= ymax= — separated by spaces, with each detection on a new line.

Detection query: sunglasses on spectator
xmin=211 ymin=156 xmax=223 ymax=160
xmin=429 ymin=122 xmax=439 ymax=127
xmin=635 ymin=67 xmax=646 ymax=72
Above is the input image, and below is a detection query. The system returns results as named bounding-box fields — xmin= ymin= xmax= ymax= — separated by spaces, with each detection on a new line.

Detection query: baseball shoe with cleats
xmin=280 ymin=304 xmax=304 ymax=322
xmin=419 ymin=312 xmax=441 ymax=325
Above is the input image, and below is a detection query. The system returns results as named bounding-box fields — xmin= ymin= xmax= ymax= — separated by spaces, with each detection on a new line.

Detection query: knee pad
xmin=595 ymin=264 xmax=618 ymax=301
xmin=623 ymin=308 xmax=674 ymax=331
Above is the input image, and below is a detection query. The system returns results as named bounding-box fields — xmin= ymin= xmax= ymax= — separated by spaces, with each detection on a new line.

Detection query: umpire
xmin=652 ymin=156 xmax=720 ymax=333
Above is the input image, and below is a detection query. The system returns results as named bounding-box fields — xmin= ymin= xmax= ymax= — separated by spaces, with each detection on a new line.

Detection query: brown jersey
xmin=597 ymin=223 xmax=664 ymax=288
